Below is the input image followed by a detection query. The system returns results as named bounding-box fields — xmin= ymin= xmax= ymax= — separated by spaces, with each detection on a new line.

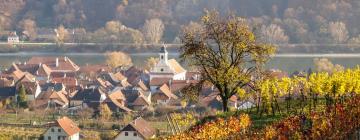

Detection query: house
xmin=132 ymin=94 xmax=151 ymax=111
xmin=114 ymin=117 xmax=156 ymax=140
xmin=48 ymin=91 xmax=69 ymax=108
xmin=149 ymin=77 xmax=172 ymax=92
xmin=151 ymin=84 xmax=178 ymax=105
xmin=104 ymin=87 xmax=132 ymax=113
xmin=6 ymin=57 xmax=80 ymax=83
xmin=70 ymin=87 xmax=107 ymax=109
xmin=96 ymin=78 xmax=113 ymax=89
xmin=7 ymin=31 xmax=20 ymax=44
xmin=100 ymin=72 xmax=131 ymax=89
xmin=149 ymin=45 xmax=186 ymax=81
xmin=78 ymin=64 xmax=110 ymax=79
xmin=35 ymin=90 xmax=69 ymax=109
xmin=26 ymin=56 xmax=80 ymax=73
xmin=0 ymin=86 xmax=16 ymax=101
xmin=10 ymin=70 xmax=41 ymax=100
xmin=43 ymin=116 xmax=80 ymax=140
xmin=125 ymin=66 xmax=148 ymax=85
xmin=123 ymin=88 xmax=151 ymax=110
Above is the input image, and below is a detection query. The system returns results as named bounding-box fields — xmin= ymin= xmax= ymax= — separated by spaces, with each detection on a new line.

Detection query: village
xmin=0 ymin=45 xmax=285 ymax=140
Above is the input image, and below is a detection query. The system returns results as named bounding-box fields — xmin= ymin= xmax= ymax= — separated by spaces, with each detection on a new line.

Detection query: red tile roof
xmin=56 ymin=117 xmax=80 ymax=136
xmin=79 ymin=64 xmax=110 ymax=74
xmin=159 ymin=84 xmax=178 ymax=99
xmin=132 ymin=95 xmax=150 ymax=106
xmin=49 ymin=91 xmax=69 ymax=105
xmin=137 ymin=80 xmax=149 ymax=91
xmin=27 ymin=57 xmax=80 ymax=72
xmin=52 ymin=77 xmax=77 ymax=87
xmin=120 ymin=117 xmax=156 ymax=139
xmin=113 ymin=72 xmax=126 ymax=81
xmin=149 ymin=78 xmax=171 ymax=86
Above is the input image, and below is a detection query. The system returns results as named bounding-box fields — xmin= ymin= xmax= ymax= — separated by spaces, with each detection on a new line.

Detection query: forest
xmin=0 ymin=0 xmax=360 ymax=45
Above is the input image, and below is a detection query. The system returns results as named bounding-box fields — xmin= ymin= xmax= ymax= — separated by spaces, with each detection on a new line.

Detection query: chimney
xmin=63 ymin=73 xmax=67 ymax=78
xmin=211 ymin=85 xmax=214 ymax=91
xmin=64 ymin=56 xmax=68 ymax=62
xmin=24 ymin=61 xmax=27 ymax=65
xmin=186 ymin=78 xmax=190 ymax=84
xmin=56 ymin=57 xmax=59 ymax=67
xmin=39 ymin=63 xmax=42 ymax=67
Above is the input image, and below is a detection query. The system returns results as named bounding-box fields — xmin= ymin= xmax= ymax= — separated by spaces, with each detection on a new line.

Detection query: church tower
xmin=159 ymin=45 xmax=168 ymax=64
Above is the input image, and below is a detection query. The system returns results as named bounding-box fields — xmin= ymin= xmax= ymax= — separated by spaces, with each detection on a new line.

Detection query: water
xmin=1 ymin=52 xmax=360 ymax=73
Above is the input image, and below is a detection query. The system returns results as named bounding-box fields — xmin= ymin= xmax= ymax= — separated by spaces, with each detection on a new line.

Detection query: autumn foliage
xmin=166 ymin=114 xmax=251 ymax=140
xmin=167 ymin=67 xmax=360 ymax=139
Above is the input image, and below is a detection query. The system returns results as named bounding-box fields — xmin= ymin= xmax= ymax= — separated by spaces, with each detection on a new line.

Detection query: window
xmin=134 ymin=132 xmax=137 ymax=136
xmin=51 ymin=128 xmax=54 ymax=132
xmin=161 ymin=55 xmax=164 ymax=59
xmin=125 ymin=132 xmax=128 ymax=136
xmin=48 ymin=136 xmax=51 ymax=140
xmin=160 ymin=68 xmax=164 ymax=72
xmin=58 ymin=136 xmax=61 ymax=140
xmin=58 ymin=129 xmax=61 ymax=132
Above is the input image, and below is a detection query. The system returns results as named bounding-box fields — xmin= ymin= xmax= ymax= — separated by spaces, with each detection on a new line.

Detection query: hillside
xmin=1 ymin=0 xmax=360 ymax=47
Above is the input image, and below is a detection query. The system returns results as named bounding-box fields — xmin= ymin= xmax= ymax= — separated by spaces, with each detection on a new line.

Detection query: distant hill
xmin=1 ymin=0 xmax=360 ymax=49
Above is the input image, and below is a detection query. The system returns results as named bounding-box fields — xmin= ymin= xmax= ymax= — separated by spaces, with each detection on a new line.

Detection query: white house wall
xmin=43 ymin=126 xmax=79 ymax=140
xmin=115 ymin=131 xmax=144 ymax=140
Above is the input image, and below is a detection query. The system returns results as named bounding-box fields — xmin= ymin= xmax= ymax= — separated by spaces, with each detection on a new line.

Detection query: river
xmin=1 ymin=52 xmax=360 ymax=73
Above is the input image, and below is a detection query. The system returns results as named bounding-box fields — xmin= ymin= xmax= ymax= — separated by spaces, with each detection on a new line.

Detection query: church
xmin=149 ymin=45 xmax=186 ymax=81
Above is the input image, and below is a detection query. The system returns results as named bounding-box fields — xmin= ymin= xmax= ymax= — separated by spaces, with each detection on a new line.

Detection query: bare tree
xmin=260 ymin=24 xmax=289 ymax=44
xmin=328 ymin=21 xmax=349 ymax=43
xmin=55 ymin=25 xmax=69 ymax=45
xmin=314 ymin=58 xmax=344 ymax=73
xmin=18 ymin=19 xmax=37 ymax=41
xmin=105 ymin=51 xmax=133 ymax=69
xmin=77 ymin=107 xmax=94 ymax=121
xmin=142 ymin=18 xmax=165 ymax=44
xmin=144 ymin=57 xmax=159 ymax=71
xmin=105 ymin=21 xmax=124 ymax=34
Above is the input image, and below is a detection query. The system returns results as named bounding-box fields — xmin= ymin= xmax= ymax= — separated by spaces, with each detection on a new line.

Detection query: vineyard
xmin=166 ymin=67 xmax=360 ymax=139
xmin=0 ymin=125 xmax=118 ymax=140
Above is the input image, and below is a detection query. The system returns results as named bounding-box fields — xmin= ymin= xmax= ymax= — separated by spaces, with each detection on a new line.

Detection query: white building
xmin=149 ymin=45 xmax=186 ymax=81
xmin=114 ymin=117 xmax=156 ymax=140
xmin=43 ymin=117 xmax=80 ymax=140
xmin=7 ymin=32 xmax=20 ymax=44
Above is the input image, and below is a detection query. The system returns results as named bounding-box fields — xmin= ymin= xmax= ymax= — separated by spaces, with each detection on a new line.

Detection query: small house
xmin=114 ymin=117 xmax=156 ymax=140
xmin=43 ymin=116 xmax=80 ymax=140
xmin=7 ymin=32 xmax=20 ymax=44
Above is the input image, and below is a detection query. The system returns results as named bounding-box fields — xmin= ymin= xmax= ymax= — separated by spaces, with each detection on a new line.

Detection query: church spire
xmin=159 ymin=44 xmax=168 ymax=64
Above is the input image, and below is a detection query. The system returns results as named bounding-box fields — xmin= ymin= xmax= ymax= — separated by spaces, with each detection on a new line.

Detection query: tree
xmin=18 ymin=19 xmax=37 ymax=41
xmin=99 ymin=103 xmax=112 ymax=121
xmin=180 ymin=11 xmax=275 ymax=112
xmin=17 ymin=85 xmax=27 ymax=108
xmin=142 ymin=18 xmax=165 ymax=44
xmin=105 ymin=21 xmax=124 ymax=34
xmin=144 ymin=57 xmax=159 ymax=71
xmin=260 ymin=24 xmax=289 ymax=44
xmin=55 ymin=25 xmax=69 ymax=45
xmin=313 ymin=58 xmax=344 ymax=73
xmin=328 ymin=21 xmax=349 ymax=43
xmin=77 ymin=107 xmax=94 ymax=121
xmin=105 ymin=51 xmax=132 ymax=69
